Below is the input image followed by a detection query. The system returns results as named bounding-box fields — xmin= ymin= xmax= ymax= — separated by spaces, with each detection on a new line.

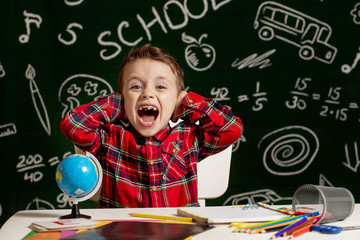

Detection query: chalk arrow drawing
xmin=343 ymin=141 xmax=360 ymax=173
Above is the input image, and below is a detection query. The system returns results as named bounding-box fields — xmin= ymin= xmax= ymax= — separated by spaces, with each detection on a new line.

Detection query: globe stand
xmin=56 ymin=152 xmax=103 ymax=220
xmin=59 ymin=199 xmax=91 ymax=219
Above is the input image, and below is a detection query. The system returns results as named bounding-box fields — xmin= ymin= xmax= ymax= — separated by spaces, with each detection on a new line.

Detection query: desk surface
xmin=1 ymin=205 xmax=360 ymax=240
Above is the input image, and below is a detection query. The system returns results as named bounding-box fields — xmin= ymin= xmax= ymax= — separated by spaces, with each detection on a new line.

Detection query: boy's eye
xmin=157 ymin=85 xmax=166 ymax=89
xmin=131 ymin=85 xmax=141 ymax=90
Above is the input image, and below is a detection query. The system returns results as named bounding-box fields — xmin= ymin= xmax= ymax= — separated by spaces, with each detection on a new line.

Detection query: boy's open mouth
xmin=137 ymin=105 xmax=159 ymax=126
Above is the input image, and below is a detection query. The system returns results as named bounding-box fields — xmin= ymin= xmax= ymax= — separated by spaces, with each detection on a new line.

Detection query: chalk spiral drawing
xmin=343 ymin=141 xmax=360 ymax=173
xmin=182 ymin=32 xmax=216 ymax=71
xmin=254 ymin=1 xmax=337 ymax=64
xmin=0 ymin=62 xmax=5 ymax=78
xmin=350 ymin=3 xmax=360 ymax=24
xmin=258 ymin=125 xmax=319 ymax=176
xmin=19 ymin=10 xmax=42 ymax=44
xmin=231 ymin=49 xmax=276 ymax=70
xmin=58 ymin=22 xmax=83 ymax=45
xmin=58 ymin=74 xmax=113 ymax=118
xmin=223 ymin=189 xmax=292 ymax=206
xmin=25 ymin=64 xmax=51 ymax=136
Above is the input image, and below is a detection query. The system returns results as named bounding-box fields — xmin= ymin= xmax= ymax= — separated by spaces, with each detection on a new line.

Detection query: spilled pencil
xmin=129 ymin=213 xmax=193 ymax=222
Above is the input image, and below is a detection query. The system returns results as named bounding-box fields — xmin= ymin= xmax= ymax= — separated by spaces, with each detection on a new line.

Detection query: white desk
xmin=1 ymin=205 xmax=360 ymax=240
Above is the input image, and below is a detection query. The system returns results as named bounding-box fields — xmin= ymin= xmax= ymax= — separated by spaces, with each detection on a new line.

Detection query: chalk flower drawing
xmin=258 ymin=125 xmax=319 ymax=176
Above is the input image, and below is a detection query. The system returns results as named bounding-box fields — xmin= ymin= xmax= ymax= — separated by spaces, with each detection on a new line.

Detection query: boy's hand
xmin=171 ymin=91 xmax=187 ymax=122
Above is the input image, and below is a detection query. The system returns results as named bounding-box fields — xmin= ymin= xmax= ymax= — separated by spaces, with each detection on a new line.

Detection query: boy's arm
xmin=59 ymin=93 xmax=124 ymax=154
xmin=176 ymin=92 xmax=244 ymax=160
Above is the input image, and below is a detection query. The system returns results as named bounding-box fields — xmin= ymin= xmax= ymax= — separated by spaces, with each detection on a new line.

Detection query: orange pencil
xmin=289 ymin=224 xmax=313 ymax=239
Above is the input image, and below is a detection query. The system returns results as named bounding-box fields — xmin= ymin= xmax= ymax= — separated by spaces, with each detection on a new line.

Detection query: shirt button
xmin=172 ymin=148 xmax=176 ymax=154
xmin=189 ymin=99 xmax=193 ymax=103
xmin=148 ymin=142 xmax=153 ymax=145
xmin=152 ymin=186 xmax=157 ymax=191
xmin=149 ymin=160 xmax=154 ymax=165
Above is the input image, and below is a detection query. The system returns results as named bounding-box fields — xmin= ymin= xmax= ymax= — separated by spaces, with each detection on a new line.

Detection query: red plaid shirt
xmin=60 ymin=92 xmax=243 ymax=208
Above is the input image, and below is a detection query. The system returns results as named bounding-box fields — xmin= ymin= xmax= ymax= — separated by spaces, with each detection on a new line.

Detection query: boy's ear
xmin=120 ymin=94 xmax=128 ymax=121
xmin=171 ymin=91 xmax=187 ymax=122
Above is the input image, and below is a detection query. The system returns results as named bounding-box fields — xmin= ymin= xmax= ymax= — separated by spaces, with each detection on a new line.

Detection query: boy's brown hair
xmin=118 ymin=44 xmax=185 ymax=94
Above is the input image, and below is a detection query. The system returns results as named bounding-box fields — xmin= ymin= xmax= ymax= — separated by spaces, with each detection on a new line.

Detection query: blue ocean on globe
xmin=55 ymin=154 xmax=98 ymax=197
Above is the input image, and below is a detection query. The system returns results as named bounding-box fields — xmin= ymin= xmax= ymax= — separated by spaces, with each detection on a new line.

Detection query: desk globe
xmin=55 ymin=152 xmax=102 ymax=219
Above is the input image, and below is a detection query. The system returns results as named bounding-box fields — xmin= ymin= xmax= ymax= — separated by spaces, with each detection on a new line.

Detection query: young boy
xmin=60 ymin=44 xmax=244 ymax=208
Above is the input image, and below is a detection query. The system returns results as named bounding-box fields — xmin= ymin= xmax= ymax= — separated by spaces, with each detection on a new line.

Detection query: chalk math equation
xmin=221 ymin=77 xmax=360 ymax=122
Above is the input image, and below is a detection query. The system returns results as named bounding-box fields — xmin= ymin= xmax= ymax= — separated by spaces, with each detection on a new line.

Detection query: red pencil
xmin=289 ymin=224 xmax=313 ymax=239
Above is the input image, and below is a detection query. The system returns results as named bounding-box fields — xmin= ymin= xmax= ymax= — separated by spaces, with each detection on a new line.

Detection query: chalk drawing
xmin=58 ymin=22 xmax=83 ymax=45
xmin=341 ymin=46 xmax=360 ymax=74
xmin=254 ymin=1 xmax=337 ymax=64
xmin=258 ymin=125 xmax=319 ymax=176
xmin=350 ymin=3 xmax=360 ymax=24
xmin=58 ymin=74 xmax=113 ymax=118
xmin=232 ymin=135 xmax=246 ymax=152
xmin=0 ymin=123 xmax=17 ymax=138
xmin=97 ymin=0 xmax=232 ymax=60
xmin=223 ymin=189 xmax=292 ymax=206
xmin=319 ymin=173 xmax=334 ymax=187
xmin=25 ymin=64 xmax=51 ymax=135
xmin=0 ymin=62 xmax=5 ymax=78
xmin=182 ymin=32 xmax=216 ymax=71
xmin=64 ymin=0 xmax=84 ymax=6
xmin=210 ymin=87 xmax=230 ymax=101
xmin=343 ymin=141 xmax=360 ymax=173
xmin=26 ymin=196 xmax=55 ymax=210
xmin=19 ymin=10 xmax=42 ymax=44
xmin=231 ymin=49 xmax=276 ymax=70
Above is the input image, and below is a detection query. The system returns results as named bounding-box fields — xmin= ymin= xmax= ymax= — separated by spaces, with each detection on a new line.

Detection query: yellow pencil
xmin=129 ymin=213 xmax=193 ymax=222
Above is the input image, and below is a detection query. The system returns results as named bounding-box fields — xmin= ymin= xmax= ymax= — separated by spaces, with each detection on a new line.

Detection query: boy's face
xmin=122 ymin=58 xmax=178 ymax=137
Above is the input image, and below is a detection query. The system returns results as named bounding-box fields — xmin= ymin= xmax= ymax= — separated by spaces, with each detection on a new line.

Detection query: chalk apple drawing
xmin=182 ymin=32 xmax=216 ymax=71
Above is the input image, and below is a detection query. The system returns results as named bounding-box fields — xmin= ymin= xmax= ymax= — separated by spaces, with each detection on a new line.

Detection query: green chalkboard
xmin=1 ymin=0 xmax=360 ymax=228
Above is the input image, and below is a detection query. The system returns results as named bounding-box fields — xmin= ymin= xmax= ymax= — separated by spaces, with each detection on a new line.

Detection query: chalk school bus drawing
xmin=254 ymin=1 xmax=337 ymax=64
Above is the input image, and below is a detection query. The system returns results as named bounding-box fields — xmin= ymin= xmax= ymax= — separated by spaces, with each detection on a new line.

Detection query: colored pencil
xmin=255 ymin=202 xmax=293 ymax=215
xmin=283 ymin=216 xmax=320 ymax=237
xmin=129 ymin=213 xmax=193 ymax=222
xmin=246 ymin=212 xmax=319 ymax=233
xmin=250 ymin=220 xmax=300 ymax=234
xmin=271 ymin=217 xmax=308 ymax=239
xmin=289 ymin=224 xmax=314 ymax=239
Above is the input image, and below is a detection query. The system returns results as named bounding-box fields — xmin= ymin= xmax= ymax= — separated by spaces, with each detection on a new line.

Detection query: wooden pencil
xmin=282 ymin=217 xmax=315 ymax=237
xmin=270 ymin=217 xmax=308 ymax=239
xmin=289 ymin=224 xmax=313 ymax=239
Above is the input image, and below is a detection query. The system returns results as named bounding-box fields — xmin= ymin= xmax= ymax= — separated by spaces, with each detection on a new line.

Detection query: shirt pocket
xmin=161 ymin=140 xmax=186 ymax=182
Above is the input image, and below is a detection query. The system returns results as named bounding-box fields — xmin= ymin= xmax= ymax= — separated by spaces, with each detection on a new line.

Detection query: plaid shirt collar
xmin=124 ymin=122 xmax=172 ymax=144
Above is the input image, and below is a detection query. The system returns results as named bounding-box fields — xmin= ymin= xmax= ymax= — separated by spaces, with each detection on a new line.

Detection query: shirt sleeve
xmin=178 ymin=92 xmax=244 ymax=159
xmin=59 ymin=93 xmax=124 ymax=154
